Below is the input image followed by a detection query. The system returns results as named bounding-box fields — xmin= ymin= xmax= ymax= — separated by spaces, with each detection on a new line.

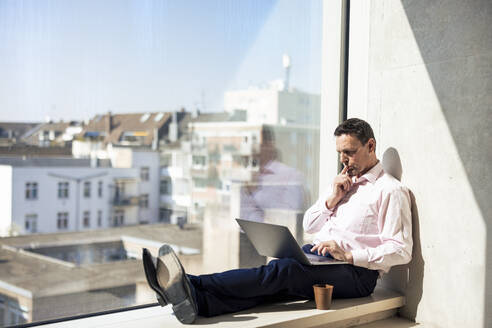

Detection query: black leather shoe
xmin=142 ymin=245 xmax=198 ymax=324
xmin=142 ymin=248 xmax=168 ymax=306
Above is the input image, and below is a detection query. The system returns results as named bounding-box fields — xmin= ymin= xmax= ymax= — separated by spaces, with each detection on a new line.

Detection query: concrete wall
xmin=343 ymin=0 xmax=492 ymax=327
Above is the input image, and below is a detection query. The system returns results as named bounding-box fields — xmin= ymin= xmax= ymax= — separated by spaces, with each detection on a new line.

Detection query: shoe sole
xmin=142 ymin=248 xmax=168 ymax=306
xmin=157 ymin=244 xmax=198 ymax=324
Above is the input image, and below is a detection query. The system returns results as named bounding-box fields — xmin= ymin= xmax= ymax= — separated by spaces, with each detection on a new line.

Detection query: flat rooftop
xmin=0 ymin=157 xmax=112 ymax=167
xmin=0 ymin=224 xmax=202 ymax=298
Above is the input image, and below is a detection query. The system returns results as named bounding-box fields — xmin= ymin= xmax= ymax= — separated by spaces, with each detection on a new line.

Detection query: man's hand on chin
xmin=311 ymin=241 xmax=354 ymax=264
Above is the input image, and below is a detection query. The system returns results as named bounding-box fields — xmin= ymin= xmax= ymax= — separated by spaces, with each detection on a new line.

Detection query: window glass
xmin=160 ymin=179 xmax=171 ymax=195
xmin=0 ymin=0 xmax=321 ymax=324
xmin=57 ymin=212 xmax=69 ymax=230
xmin=140 ymin=167 xmax=150 ymax=181
xmin=25 ymin=214 xmax=38 ymax=233
xmin=98 ymin=181 xmax=103 ymax=198
xmin=97 ymin=210 xmax=103 ymax=227
xmin=57 ymin=182 xmax=69 ymax=199
xmin=83 ymin=181 xmax=91 ymax=198
xmin=139 ymin=194 xmax=149 ymax=208
xmin=25 ymin=182 xmax=38 ymax=200
xmin=83 ymin=211 xmax=91 ymax=228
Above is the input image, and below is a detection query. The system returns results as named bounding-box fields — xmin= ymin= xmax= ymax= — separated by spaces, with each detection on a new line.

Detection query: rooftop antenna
xmin=282 ymin=54 xmax=291 ymax=91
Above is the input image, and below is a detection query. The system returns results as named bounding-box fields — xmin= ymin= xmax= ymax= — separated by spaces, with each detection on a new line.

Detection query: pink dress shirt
xmin=240 ymin=160 xmax=305 ymax=222
xmin=303 ymin=162 xmax=412 ymax=274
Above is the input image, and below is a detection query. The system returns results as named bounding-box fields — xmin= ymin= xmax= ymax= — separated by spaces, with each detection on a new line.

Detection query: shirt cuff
xmin=351 ymin=249 xmax=369 ymax=268
xmin=322 ymin=201 xmax=334 ymax=216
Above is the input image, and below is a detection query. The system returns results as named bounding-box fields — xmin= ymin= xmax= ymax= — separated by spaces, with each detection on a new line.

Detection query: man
xmin=239 ymin=127 xmax=306 ymax=267
xmin=240 ymin=126 xmax=306 ymax=223
xmin=142 ymin=118 xmax=413 ymax=324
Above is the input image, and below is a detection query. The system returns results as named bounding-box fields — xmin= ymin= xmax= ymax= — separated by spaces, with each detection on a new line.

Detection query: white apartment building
xmin=109 ymin=146 xmax=160 ymax=226
xmin=159 ymin=142 xmax=192 ymax=224
xmin=0 ymin=155 xmax=159 ymax=236
xmin=224 ymin=84 xmax=320 ymax=125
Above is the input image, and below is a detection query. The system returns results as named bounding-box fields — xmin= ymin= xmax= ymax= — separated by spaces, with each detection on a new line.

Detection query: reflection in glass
xmin=0 ymin=1 xmax=321 ymax=324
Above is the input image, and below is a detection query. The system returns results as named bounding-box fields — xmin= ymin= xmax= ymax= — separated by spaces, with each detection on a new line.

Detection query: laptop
xmin=236 ymin=218 xmax=347 ymax=266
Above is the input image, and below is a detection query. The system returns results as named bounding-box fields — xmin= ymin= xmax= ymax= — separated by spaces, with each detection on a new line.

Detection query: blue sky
xmin=0 ymin=0 xmax=322 ymax=122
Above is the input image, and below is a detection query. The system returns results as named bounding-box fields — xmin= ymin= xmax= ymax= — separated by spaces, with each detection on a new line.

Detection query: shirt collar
xmin=355 ymin=161 xmax=383 ymax=184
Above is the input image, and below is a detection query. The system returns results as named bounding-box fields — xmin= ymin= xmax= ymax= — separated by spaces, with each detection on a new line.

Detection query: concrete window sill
xmin=41 ymin=288 xmax=404 ymax=328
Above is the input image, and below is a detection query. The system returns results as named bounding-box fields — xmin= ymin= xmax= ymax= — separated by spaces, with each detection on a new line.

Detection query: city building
xmin=72 ymin=111 xmax=185 ymax=159
xmin=0 ymin=144 xmax=73 ymax=158
xmin=154 ymin=85 xmax=321 ymax=225
xmin=186 ymin=121 xmax=319 ymax=223
xmin=157 ymin=110 xmax=246 ymax=224
xmin=0 ymin=156 xmax=158 ymax=237
xmin=22 ymin=121 xmax=83 ymax=148
xmin=0 ymin=122 xmax=40 ymax=146
xmin=224 ymin=82 xmax=320 ymax=125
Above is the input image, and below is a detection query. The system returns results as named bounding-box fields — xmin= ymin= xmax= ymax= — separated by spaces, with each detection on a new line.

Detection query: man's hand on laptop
xmin=325 ymin=165 xmax=353 ymax=209
xmin=311 ymin=241 xmax=354 ymax=264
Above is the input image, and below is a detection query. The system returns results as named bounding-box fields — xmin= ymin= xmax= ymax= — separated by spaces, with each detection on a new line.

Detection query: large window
xmin=0 ymin=1 xmax=322 ymax=325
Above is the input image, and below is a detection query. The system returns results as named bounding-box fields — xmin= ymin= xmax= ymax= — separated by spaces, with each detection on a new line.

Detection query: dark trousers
xmin=188 ymin=245 xmax=379 ymax=317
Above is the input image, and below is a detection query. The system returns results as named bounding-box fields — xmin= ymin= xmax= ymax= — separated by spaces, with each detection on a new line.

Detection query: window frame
xmin=112 ymin=209 xmax=125 ymax=227
xmin=56 ymin=212 xmax=69 ymax=230
xmin=98 ymin=181 xmax=103 ymax=198
xmin=83 ymin=181 xmax=91 ymax=198
xmin=97 ymin=210 xmax=103 ymax=227
xmin=140 ymin=167 xmax=150 ymax=181
xmin=57 ymin=182 xmax=69 ymax=199
xmin=24 ymin=214 xmax=38 ymax=233
xmin=139 ymin=194 xmax=149 ymax=208
xmin=160 ymin=179 xmax=170 ymax=195
xmin=25 ymin=182 xmax=38 ymax=200
xmin=83 ymin=211 xmax=90 ymax=228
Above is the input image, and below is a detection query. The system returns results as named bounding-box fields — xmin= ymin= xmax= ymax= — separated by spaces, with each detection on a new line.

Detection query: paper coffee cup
xmin=313 ymin=284 xmax=334 ymax=310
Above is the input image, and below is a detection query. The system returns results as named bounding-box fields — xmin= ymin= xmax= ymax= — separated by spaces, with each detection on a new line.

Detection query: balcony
xmin=113 ymin=196 xmax=139 ymax=207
